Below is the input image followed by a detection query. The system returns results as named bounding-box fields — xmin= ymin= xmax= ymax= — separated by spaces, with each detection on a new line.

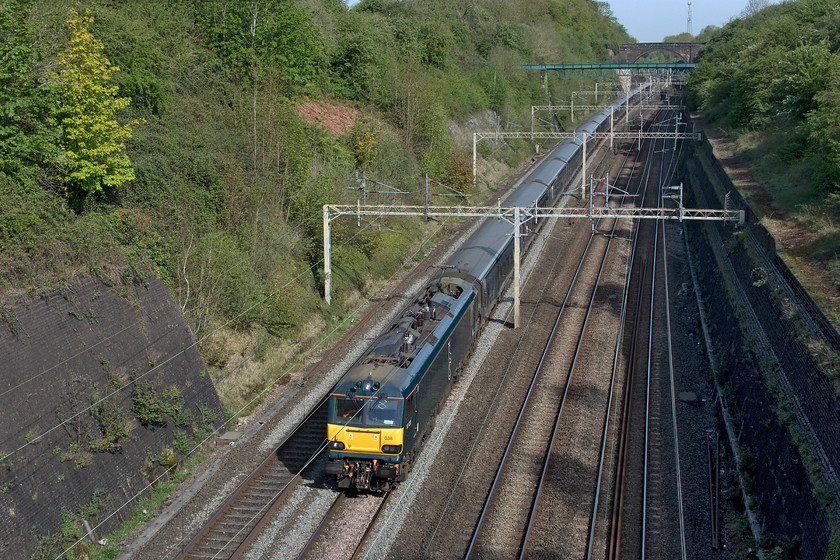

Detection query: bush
xmin=261 ymin=263 xmax=319 ymax=333
xmin=89 ymin=400 xmax=129 ymax=453
xmin=132 ymin=381 xmax=173 ymax=428
xmin=184 ymin=232 xmax=262 ymax=329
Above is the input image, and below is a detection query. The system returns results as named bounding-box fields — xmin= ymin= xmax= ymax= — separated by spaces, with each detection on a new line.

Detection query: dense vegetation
xmin=687 ymin=0 xmax=840 ymax=292
xmin=664 ymin=26 xmax=720 ymax=44
xmin=0 ymin=0 xmax=631 ymax=416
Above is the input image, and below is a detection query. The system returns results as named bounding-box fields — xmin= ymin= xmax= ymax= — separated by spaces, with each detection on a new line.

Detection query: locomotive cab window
xmin=334 ymin=397 xmax=365 ymax=426
xmin=334 ymin=396 xmax=401 ymax=427
xmin=367 ymin=397 xmax=401 ymax=427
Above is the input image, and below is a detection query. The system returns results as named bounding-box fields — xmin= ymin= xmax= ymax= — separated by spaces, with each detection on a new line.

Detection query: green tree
xmin=0 ymin=0 xmax=58 ymax=184
xmin=193 ymin=0 xmax=325 ymax=89
xmin=694 ymin=25 xmax=720 ymax=42
xmin=330 ymin=11 xmax=388 ymax=101
xmin=664 ymin=32 xmax=694 ymax=43
xmin=192 ymin=0 xmax=326 ymax=173
xmin=50 ymin=6 xmax=135 ymax=200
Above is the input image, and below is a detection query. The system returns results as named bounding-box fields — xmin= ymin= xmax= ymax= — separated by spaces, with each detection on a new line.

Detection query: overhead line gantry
xmin=324 ymin=86 xmax=717 ymax=326
xmin=322 ymin=194 xmax=743 ymax=324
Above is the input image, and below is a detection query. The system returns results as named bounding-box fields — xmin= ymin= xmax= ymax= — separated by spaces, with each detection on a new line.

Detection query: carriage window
xmin=366 ymin=398 xmax=400 ymax=426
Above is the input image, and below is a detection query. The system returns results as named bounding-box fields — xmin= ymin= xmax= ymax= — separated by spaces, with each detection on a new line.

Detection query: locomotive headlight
xmin=329 ymin=440 xmax=345 ymax=450
xmin=381 ymin=445 xmax=402 ymax=454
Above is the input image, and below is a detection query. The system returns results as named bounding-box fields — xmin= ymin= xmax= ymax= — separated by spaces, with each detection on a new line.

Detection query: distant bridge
xmin=521 ymin=43 xmax=704 ymax=80
xmin=521 ymin=63 xmax=696 ymax=79
xmin=611 ymin=42 xmax=705 ymax=64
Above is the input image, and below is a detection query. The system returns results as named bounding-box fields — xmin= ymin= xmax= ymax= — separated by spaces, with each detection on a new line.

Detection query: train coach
xmin=325 ymin=84 xmax=650 ymax=491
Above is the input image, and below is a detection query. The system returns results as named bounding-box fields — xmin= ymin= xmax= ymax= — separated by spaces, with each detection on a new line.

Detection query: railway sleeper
xmin=240 ymin=487 xmax=278 ymax=498
xmin=206 ymin=523 xmax=257 ymax=536
xmin=188 ymin=552 xmax=234 ymax=560
xmin=247 ymin=482 xmax=282 ymax=491
xmin=236 ymin=491 xmax=276 ymax=502
xmin=223 ymin=514 xmax=266 ymax=527
xmin=200 ymin=536 xmax=244 ymax=547
xmin=227 ymin=506 xmax=266 ymax=518
xmin=214 ymin=513 xmax=256 ymax=525
xmin=193 ymin=542 xmax=239 ymax=553
xmin=258 ymin=474 xmax=292 ymax=486
xmin=261 ymin=466 xmax=292 ymax=477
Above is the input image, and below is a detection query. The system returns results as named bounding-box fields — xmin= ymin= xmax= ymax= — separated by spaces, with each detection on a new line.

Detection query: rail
xmin=464 ymin=223 xmax=600 ymax=558
xmin=520 ymin=175 xmax=631 ymax=559
xmin=708 ymin=432 xmax=720 ymax=550
xmin=466 ymin=117 xmax=648 ymax=557
xmin=175 ymin=397 xmax=329 ymax=560
xmin=294 ymin=490 xmax=393 ymax=560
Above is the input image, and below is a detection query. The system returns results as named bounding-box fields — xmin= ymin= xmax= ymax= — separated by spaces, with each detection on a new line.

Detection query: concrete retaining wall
xmin=0 ymin=274 xmax=224 ymax=558
xmin=681 ymin=132 xmax=838 ymax=557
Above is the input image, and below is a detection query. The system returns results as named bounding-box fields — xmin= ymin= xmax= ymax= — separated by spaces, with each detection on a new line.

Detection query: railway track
xmin=295 ymin=490 xmax=393 ymax=560
xmin=468 ymin=107 xmax=693 ymax=560
xmin=644 ymin=184 xmax=689 ymax=559
xmin=607 ymin=115 xmax=664 ymax=560
xmin=519 ymin=114 xmax=691 ymax=560
xmin=464 ymin=123 xmax=647 ymax=559
xmin=175 ymin=397 xmax=328 ymax=560
xmin=601 ymin=110 xmax=689 ymax=560
xmin=522 ymin=115 xmax=671 ymax=559
xmin=465 ymin=220 xmax=615 ymax=558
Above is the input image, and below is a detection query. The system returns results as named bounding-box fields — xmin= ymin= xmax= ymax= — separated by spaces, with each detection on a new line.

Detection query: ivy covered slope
xmin=686 ymin=0 xmax=840 ymax=308
xmin=0 ymin=0 xmax=632 ymax=416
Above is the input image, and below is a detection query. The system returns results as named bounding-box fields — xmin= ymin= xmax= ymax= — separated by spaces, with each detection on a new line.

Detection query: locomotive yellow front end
xmin=325 ymin=419 xmax=405 ymax=491
xmin=326 ymin=367 xmax=407 ymax=491
xmin=325 ymin=283 xmax=457 ymax=491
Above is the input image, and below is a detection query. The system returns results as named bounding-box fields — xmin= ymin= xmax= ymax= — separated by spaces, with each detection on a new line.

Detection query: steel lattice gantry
xmin=322 ymin=201 xmax=744 ymax=326
xmin=472 ymin=130 xmax=700 ymax=190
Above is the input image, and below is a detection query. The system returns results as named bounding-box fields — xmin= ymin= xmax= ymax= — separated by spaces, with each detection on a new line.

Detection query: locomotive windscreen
xmin=333 ymin=396 xmax=402 ymax=427
xmin=367 ymin=398 xmax=400 ymax=426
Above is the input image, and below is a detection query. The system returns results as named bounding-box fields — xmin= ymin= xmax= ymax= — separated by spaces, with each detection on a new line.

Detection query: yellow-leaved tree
xmin=352 ymin=121 xmax=381 ymax=172
xmin=51 ymin=6 xmax=135 ymax=200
